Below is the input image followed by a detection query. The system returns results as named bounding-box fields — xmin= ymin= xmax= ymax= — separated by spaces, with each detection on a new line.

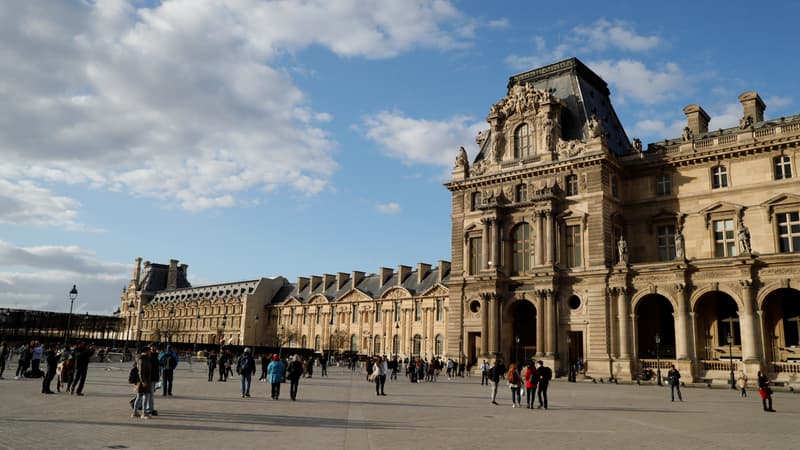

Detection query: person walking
xmin=737 ymin=370 xmax=748 ymax=397
xmin=69 ymin=341 xmax=94 ymax=395
xmin=237 ymin=348 xmax=256 ymax=398
xmin=286 ymin=355 xmax=303 ymax=401
xmin=757 ymin=370 xmax=775 ymax=412
xmin=320 ymin=355 xmax=328 ymax=377
xmin=524 ymin=361 xmax=539 ymax=409
xmin=480 ymin=360 xmax=489 ymax=385
xmin=15 ymin=343 xmax=30 ymax=379
xmin=506 ymin=363 xmax=522 ymax=408
xmin=207 ymin=351 xmax=217 ymax=382
xmin=146 ymin=343 xmax=160 ymax=416
xmin=0 ymin=339 xmax=8 ymax=379
xmin=370 ymin=356 xmax=387 ymax=396
xmin=536 ymin=360 xmax=551 ymax=409
xmin=267 ymin=354 xmax=286 ymax=400
xmin=41 ymin=343 xmax=58 ymax=394
xmin=667 ymin=364 xmax=682 ymax=402
xmin=159 ymin=345 xmax=178 ymax=396
xmin=132 ymin=348 xmax=153 ymax=419
xmin=488 ymin=359 xmax=505 ymax=405
xmin=31 ymin=341 xmax=44 ymax=377
xmin=218 ymin=351 xmax=228 ymax=381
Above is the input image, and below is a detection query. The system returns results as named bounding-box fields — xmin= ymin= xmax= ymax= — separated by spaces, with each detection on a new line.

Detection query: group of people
xmin=485 ymin=359 xmax=552 ymax=409
xmin=4 ymin=340 xmax=95 ymax=396
xmin=129 ymin=343 xmax=179 ymax=418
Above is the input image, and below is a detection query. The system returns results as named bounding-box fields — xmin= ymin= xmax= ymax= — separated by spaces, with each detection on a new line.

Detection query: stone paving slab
xmin=0 ymin=361 xmax=798 ymax=450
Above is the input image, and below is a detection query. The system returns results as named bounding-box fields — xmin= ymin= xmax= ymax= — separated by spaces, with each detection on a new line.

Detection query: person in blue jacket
xmin=267 ymin=354 xmax=286 ymax=400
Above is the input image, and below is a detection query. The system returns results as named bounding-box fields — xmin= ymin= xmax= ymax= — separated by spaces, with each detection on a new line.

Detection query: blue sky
xmin=1 ymin=0 xmax=798 ymax=314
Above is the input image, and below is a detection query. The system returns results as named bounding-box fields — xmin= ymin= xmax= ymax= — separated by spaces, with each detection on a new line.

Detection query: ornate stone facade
xmin=445 ymin=58 xmax=800 ymax=385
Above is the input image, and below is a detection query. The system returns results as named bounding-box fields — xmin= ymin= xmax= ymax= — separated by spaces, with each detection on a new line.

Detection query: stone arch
xmin=634 ymin=293 xmax=676 ymax=359
xmin=760 ymin=287 xmax=800 ymax=362
xmin=756 ymin=281 xmax=795 ymax=310
xmin=689 ymin=285 xmax=744 ymax=313
xmin=502 ymin=297 xmax=538 ymax=363
xmin=631 ymin=289 xmax=678 ymax=315
xmin=692 ymin=289 xmax=741 ymax=361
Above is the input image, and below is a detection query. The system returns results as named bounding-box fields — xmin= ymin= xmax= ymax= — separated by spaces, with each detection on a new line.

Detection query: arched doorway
xmin=694 ymin=291 xmax=740 ymax=361
xmin=761 ymin=288 xmax=800 ymax=362
xmin=636 ymin=294 xmax=675 ymax=358
xmin=512 ymin=300 xmax=537 ymax=364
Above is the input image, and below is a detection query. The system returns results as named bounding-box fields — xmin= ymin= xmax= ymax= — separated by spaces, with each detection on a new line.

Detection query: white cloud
xmin=0 ymin=240 xmax=130 ymax=314
xmin=765 ymin=95 xmax=793 ymax=111
xmin=0 ymin=178 xmax=86 ymax=229
xmin=573 ymin=19 xmax=661 ymax=52
xmin=487 ymin=18 xmax=511 ymax=30
xmin=359 ymin=111 xmax=485 ymax=167
xmin=633 ymin=118 xmax=685 ymax=141
xmin=708 ymin=102 xmax=743 ymax=131
xmin=375 ymin=202 xmax=401 ymax=215
xmin=0 ymin=0 xmax=474 ymax=213
xmin=589 ymin=59 xmax=685 ymax=105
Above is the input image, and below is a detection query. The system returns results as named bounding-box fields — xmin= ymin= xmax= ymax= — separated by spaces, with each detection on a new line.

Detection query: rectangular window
xmin=394 ymin=301 xmax=401 ymax=322
xmin=566 ymin=174 xmax=579 ymax=196
xmin=352 ymin=304 xmax=358 ymax=323
xmin=657 ymin=225 xmax=676 ymax=261
xmin=329 ymin=307 xmax=335 ymax=325
xmin=775 ymin=155 xmax=792 ymax=180
xmin=469 ymin=237 xmax=482 ymax=275
xmin=316 ymin=306 xmax=320 ymax=325
xmin=777 ymin=211 xmax=800 ymax=253
xmin=375 ymin=303 xmax=381 ymax=322
xmin=712 ymin=166 xmax=728 ymax=189
xmin=656 ymin=174 xmax=671 ymax=196
xmin=516 ymin=184 xmax=527 ymax=202
xmin=565 ymin=225 xmax=582 ymax=267
xmin=436 ymin=299 xmax=443 ymax=321
xmin=713 ymin=219 xmax=736 ymax=257
xmin=302 ymin=308 xmax=307 ymax=325
xmin=414 ymin=301 xmax=421 ymax=321
xmin=290 ymin=309 xmax=294 ymax=325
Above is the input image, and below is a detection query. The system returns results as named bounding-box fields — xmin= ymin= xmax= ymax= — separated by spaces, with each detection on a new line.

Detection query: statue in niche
xmin=681 ymin=126 xmax=693 ymax=142
xmin=738 ymin=220 xmax=752 ymax=255
xmin=543 ymin=116 xmax=554 ymax=151
xmin=586 ymin=113 xmax=603 ymax=139
xmin=674 ymin=231 xmax=685 ymax=260
xmin=617 ymin=236 xmax=628 ymax=265
xmin=632 ymin=138 xmax=643 ymax=152
xmin=739 ymin=114 xmax=753 ymax=130
xmin=454 ymin=146 xmax=469 ymax=169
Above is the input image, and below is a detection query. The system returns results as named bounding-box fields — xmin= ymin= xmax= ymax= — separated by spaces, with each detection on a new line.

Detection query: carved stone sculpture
xmin=454 ymin=146 xmax=469 ymax=169
xmin=675 ymin=232 xmax=685 ymax=260
xmin=469 ymin=160 xmax=486 ymax=177
xmin=617 ymin=236 xmax=628 ymax=265
xmin=739 ymin=114 xmax=753 ymax=130
xmin=632 ymin=138 xmax=643 ymax=152
xmin=586 ymin=113 xmax=603 ymax=139
xmin=738 ymin=221 xmax=752 ymax=255
xmin=681 ymin=126 xmax=693 ymax=142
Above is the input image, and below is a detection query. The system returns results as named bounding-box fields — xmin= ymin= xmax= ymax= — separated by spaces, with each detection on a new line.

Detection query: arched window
xmin=514 ymin=123 xmax=532 ymax=159
xmin=314 ymin=335 xmax=321 ymax=350
xmin=393 ymin=335 xmax=400 ymax=354
xmin=512 ymin=223 xmax=534 ymax=275
xmin=516 ymin=184 xmax=527 ymax=202
xmin=301 ymin=335 xmax=307 ymax=348
xmin=435 ymin=334 xmax=443 ymax=356
xmin=413 ymin=334 xmax=422 ymax=355
xmin=374 ymin=335 xmax=381 ymax=355
xmin=288 ymin=336 xmax=295 ymax=348
xmin=350 ymin=334 xmax=358 ymax=352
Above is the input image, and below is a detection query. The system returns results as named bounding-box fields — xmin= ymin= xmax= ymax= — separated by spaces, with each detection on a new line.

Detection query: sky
xmin=1 ymin=0 xmax=799 ymax=315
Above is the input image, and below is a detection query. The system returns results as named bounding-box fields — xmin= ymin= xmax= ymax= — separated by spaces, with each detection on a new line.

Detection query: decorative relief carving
xmin=454 ymin=146 xmax=469 ymax=170
xmin=382 ymin=288 xmax=410 ymax=300
xmin=760 ymin=268 xmax=800 ymax=277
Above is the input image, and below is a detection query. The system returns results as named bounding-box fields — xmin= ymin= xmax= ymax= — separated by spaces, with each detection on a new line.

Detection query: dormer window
xmin=514 ymin=123 xmax=532 ymax=159
xmin=566 ymin=174 xmax=579 ymax=196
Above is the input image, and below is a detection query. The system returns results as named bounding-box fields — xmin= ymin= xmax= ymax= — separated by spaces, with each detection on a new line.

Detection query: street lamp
xmin=727 ymin=333 xmax=736 ymax=390
xmin=655 ymin=333 xmax=662 ymax=386
xmin=136 ymin=308 xmax=144 ymax=352
xmin=194 ymin=313 xmax=201 ymax=354
xmin=219 ymin=315 xmax=227 ymax=352
xmin=64 ymin=285 xmax=78 ymax=343
xmin=279 ymin=325 xmax=284 ymax=358
xmin=167 ymin=306 xmax=175 ymax=345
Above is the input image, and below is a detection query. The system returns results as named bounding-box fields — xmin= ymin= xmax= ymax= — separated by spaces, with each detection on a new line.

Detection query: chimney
xmin=397 ymin=265 xmax=412 ymax=285
xmin=296 ymin=277 xmax=309 ymax=296
xmin=167 ymin=259 xmax=178 ymax=290
xmin=323 ymin=274 xmax=335 ymax=290
xmin=379 ymin=267 xmax=393 ymax=288
xmin=417 ymin=263 xmax=432 ymax=284
xmin=683 ymin=104 xmax=710 ymax=135
xmin=738 ymin=91 xmax=765 ymax=123
xmin=179 ymin=263 xmax=188 ymax=279
xmin=310 ymin=275 xmax=322 ymax=292
xmin=351 ymin=271 xmax=364 ymax=290
xmin=336 ymin=272 xmax=350 ymax=290
xmin=437 ymin=260 xmax=451 ymax=283
xmin=133 ymin=257 xmax=142 ymax=285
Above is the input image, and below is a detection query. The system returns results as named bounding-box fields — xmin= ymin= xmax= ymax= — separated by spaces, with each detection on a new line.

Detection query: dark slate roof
xmin=268 ymin=264 xmax=451 ymax=305
xmin=150 ymin=280 xmax=260 ymax=305
xmin=138 ymin=263 xmax=191 ymax=293
xmin=477 ymin=57 xmax=630 ymax=161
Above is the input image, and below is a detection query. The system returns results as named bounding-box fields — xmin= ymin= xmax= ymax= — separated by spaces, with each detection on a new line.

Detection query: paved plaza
xmin=0 ymin=360 xmax=798 ymax=450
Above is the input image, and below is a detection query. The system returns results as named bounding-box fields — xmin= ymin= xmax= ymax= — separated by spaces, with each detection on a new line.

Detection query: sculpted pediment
xmin=697 ymin=201 xmax=744 ymax=228
xmin=337 ymin=289 xmax=372 ymax=303
xmin=762 ymin=193 xmax=800 ymax=220
xmin=421 ymin=284 xmax=448 ymax=298
xmin=381 ymin=287 xmax=412 ymax=300
xmin=307 ymin=294 xmax=330 ymax=305
xmin=282 ymin=297 xmax=302 ymax=306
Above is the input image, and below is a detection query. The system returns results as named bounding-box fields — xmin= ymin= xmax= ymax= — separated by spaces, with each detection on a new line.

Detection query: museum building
xmin=123 ymin=58 xmax=800 ymax=384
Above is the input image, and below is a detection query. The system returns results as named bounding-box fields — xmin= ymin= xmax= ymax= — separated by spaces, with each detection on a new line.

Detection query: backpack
xmin=488 ymin=367 xmax=496 ymax=380
xmin=128 ymin=365 xmax=139 ymax=384
xmin=168 ymin=354 xmax=178 ymax=370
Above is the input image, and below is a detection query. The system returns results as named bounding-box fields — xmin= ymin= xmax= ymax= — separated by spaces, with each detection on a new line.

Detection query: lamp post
xmin=727 ymin=333 xmax=736 ymax=390
xmin=64 ymin=285 xmax=78 ymax=343
xmin=219 ymin=315 xmax=227 ymax=352
xmin=279 ymin=325 xmax=284 ymax=358
xmin=136 ymin=308 xmax=144 ymax=353
xmin=655 ymin=333 xmax=662 ymax=386
xmin=195 ymin=313 xmax=201 ymax=354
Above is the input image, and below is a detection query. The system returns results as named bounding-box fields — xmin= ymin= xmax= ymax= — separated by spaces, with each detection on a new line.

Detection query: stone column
xmin=617 ymin=288 xmax=631 ymax=359
xmin=535 ymin=295 xmax=545 ymax=357
xmin=481 ymin=218 xmax=490 ymax=270
xmin=480 ymin=294 xmax=489 ymax=357
xmin=544 ymin=290 xmax=556 ymax=356
xmin=488 ymin=294 xmax=498 ymax=356
xmin=740 ymin=280 xmax=761 ymax=362
xmin=535 ymin=213 xmax=544 ymax=266
xmin=545 ymin=211 xmax=554 ymax=265
xmin=491 ymin=218 xmax=500 ymax=269
xmin=675 ymin=284 xmax=690 ymax=360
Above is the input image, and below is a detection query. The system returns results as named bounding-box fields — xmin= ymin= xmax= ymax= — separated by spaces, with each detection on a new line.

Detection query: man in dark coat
xmin=41 ymin=343 xmax=58 ymax=394
xmin=70 ymin=341 xmax=94 ymax=395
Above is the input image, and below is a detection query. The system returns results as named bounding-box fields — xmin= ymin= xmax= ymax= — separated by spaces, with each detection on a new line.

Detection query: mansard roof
xmin=138 ymin=263 xmax=191 ymax=293
xmin=150 ymin=279 xmax=260 ymax=304
xmin=268 ymin=263 xmax=451 ymax=305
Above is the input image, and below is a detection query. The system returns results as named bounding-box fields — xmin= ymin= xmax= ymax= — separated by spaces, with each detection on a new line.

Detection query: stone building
xmin=445 ymin=57 xmax=800 ymax=384
xmin=121 ymin=258 xmax=451 ymax=360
